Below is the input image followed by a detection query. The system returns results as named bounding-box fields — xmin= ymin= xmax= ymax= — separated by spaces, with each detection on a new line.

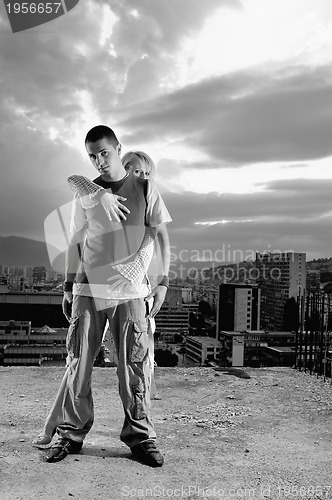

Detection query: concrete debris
xmin=164 ymin=403 xmax=250 ymax=430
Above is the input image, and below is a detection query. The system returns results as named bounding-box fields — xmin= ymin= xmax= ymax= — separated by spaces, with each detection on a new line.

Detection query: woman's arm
xmin=67 ymin=175 xmax=130 ymax=221
xmin=144 ymin=223 xmax=170 ymax=318
xmin=111 ymin=227 xmax=156 ymax=285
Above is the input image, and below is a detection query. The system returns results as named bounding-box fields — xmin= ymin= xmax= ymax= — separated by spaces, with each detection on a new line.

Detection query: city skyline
xmin=0 ymin=0 xmax=332 ymax=260
xmin=0 ymin=248 xmax=331 ymax=278
xmin=0 ymin=235 xmax=331 ymax=273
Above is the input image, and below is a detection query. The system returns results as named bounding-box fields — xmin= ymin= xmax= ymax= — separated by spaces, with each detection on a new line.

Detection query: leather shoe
xmin=131 ymin=441 xmax=164 ymax=467
xmin=45 ymin=437 xmax=83 ymax=463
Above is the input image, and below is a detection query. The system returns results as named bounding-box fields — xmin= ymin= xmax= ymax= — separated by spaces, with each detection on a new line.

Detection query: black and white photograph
xmin=0 ymin=1 xmax=332 ymax=498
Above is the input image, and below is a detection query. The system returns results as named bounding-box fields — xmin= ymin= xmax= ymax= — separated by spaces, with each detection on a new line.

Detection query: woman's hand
xmin=107 ymin=273 xmax=137 ymax=295
xmin=100 ymin=192 xmax=130 ymax=222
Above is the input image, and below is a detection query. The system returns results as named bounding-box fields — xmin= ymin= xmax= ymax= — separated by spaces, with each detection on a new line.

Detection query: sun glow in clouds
xmin=195 ymin=219 xmax=255 ymax=226
xmin=175 ymin=0 xmax=332 ymax=87
xmin=98 ymin=3 xmax=118 ymax=47
xmin=161 ymin=158 xmax=332 ymax=196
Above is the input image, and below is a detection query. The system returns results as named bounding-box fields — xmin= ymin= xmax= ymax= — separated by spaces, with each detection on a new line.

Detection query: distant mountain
xmin=169 ymin=260 xmax=226 ymax=281
xmin=0 ymin=236 xmax=64 ymax=268
xmin=307 ymin=258 xmax=332 ymax=271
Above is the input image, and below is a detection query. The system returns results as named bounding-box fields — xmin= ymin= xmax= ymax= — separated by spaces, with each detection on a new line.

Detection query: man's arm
xmin=145 ymin=222 xmax=170 ymax=318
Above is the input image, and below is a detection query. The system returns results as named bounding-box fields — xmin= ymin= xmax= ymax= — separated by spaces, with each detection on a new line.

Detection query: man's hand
xmin=145 ymin=285 xmax=167 ymax=318
xmin=62 ymin=292 xmax=73 ymax=322
xmin=100 ymin=192 xmax=130 ymax=222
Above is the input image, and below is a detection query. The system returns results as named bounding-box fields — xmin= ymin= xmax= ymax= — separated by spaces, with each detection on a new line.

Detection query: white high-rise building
xmin=216 ymin=283 xmax=261 ymax=339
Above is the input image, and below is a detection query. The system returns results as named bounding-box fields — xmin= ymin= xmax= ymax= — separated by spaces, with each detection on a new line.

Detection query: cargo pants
xmin=41 ymin=294 xmax=156 ymax=448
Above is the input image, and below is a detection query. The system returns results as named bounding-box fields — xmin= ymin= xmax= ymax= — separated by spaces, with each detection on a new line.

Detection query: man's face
xmin=126 ymin=158 xmax=151 ymax=179
xmin=86 ymin=138 xmax=121 ymax=180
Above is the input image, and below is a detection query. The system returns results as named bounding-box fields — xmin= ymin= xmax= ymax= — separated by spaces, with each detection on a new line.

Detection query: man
xmin=39 ymin=125 xmax=171 ymax=466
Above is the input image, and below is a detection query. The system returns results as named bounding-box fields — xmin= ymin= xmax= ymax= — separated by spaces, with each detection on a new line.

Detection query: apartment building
xmin=255 ymin=252 xmax=306 ymax=330
xmin=216 ymin=283 xmax=261 ymax=339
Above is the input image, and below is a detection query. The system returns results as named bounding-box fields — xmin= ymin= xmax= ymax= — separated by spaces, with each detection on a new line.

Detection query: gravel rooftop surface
xmin=1 ymin=366 xmax=332 ymax=500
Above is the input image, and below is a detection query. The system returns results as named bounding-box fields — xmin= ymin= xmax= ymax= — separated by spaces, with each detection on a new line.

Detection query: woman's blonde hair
xmin=122 ymin=151 xmax=155 ymax=178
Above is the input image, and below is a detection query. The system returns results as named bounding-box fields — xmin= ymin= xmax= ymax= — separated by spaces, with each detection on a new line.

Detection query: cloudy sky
xmin=0 ymin=0 xmax=332 ymax=265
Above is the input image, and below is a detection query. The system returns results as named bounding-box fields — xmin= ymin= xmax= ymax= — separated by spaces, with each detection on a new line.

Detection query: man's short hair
xmin=85 ymin=125 xmax=119 ymax=148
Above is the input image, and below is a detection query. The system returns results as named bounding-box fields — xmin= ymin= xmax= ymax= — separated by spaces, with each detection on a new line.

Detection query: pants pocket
xmin=66 ymin=316 xmax=81 ymax=361
xmin=130 ymin=320 xmax=149 ymax=363
xmin=132 ymin=383 xmax=146 ymax=420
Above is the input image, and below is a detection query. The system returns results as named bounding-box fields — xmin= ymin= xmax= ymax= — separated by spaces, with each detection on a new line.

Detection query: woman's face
xmin=126 ymin=158 xmax=151 ymax=179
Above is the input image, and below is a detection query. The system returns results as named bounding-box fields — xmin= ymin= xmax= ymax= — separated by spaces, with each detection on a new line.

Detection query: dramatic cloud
xmin=0 ymin=0 xmax=331 ymax=260
xmin=163 ymin=178 xmax=332 ymax=260
xmin=164 ymin=178 xmax=332 ymax=224
xmin=119 ymin=64 xmax=332 ymax=165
